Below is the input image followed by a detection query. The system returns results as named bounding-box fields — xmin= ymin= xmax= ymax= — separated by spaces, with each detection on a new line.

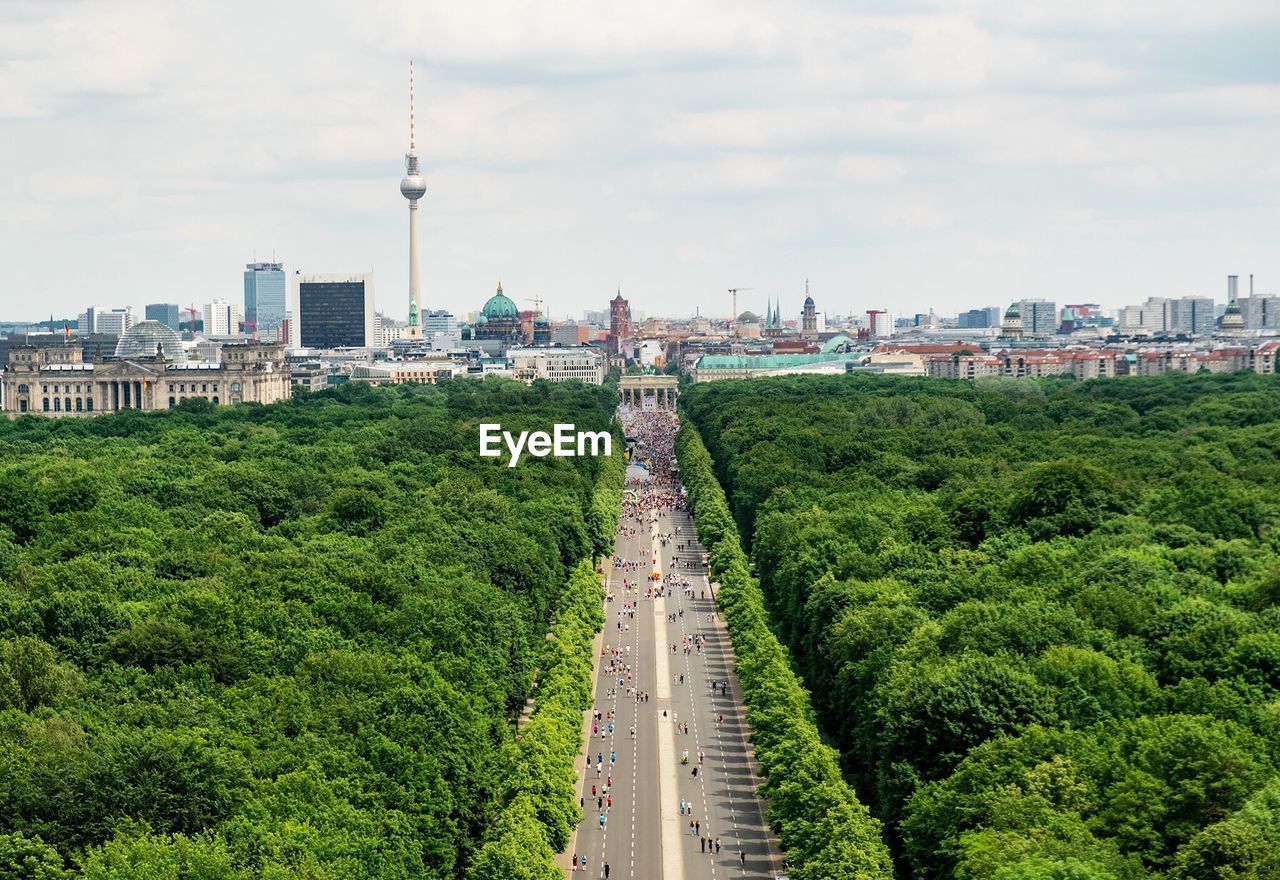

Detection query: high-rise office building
xmin=244 ymin=262 xmax=286 ymax=338
xmin=1121 ymin=298 xmax=1175 ymax=333
xmin=203 ymin=300 xmax=241 ymax=337
xmin=1175 ymin=297 xmax=1215 ymax=336
xmin=865 ymin=309 xmax=894 ymax=338
xmin=958 ymin=306 xmax=1004 ymax=328
xmin=423 ymin=309 xmax=458 ymax=337
xmin=295 ymin=274 xmax=376 ymax=350
xmin=1240 ymin=295 xmax=1280 ymax=330
xmin=1018 ymin=299 xmax=1057 ymax=335
xmin=78 ymin=306 xmax=134 ymax=337
xmin=145 ymin=303 xmax=181 ymax=330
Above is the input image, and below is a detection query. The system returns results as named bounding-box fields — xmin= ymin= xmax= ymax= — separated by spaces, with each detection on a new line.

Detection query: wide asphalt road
xmin=568 ymin=431 xmax=782 ymax=879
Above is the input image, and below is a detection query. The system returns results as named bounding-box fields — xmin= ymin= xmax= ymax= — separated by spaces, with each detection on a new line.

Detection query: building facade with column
xmin=1 ymin=331 xmax=290 ymax=417
xmin=618 ymin=374 xmax=679 ymax=408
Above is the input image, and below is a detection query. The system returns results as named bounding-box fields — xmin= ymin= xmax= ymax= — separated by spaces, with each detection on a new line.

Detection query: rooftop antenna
xmin=410 ymin=59 xmax=416 ymax=151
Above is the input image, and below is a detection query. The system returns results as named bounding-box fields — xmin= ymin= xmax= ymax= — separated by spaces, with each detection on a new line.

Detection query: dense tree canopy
xmin=682 ymin=373 xmax=1280 ymax=880
xmin=0 ymin=378 xmax=621 ymax=878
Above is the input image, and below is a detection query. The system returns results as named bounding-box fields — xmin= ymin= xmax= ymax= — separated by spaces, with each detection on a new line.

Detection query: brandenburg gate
xmin=618 ymin=375 xmax=679 ymax=410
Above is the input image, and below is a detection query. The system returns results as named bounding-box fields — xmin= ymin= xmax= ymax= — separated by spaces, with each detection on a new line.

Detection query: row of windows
xmin=17 ymin=395 xmax=235 ymax=413
xmin=31 ymin=381 xmax=242 ymax=396
xmin=38 ymin=398 xmax=93 ymax=412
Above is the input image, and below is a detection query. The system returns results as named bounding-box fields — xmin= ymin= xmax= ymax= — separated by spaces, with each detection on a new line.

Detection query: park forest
xmin=0 ymin=380 xmax=622 ymax=880
xmin=679 ymin=372 xmax=1280 ymax=880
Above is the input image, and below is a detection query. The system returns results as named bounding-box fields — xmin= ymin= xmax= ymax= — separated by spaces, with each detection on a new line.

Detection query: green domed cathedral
xmin=475 ymin=283 xmax=522 ymax=345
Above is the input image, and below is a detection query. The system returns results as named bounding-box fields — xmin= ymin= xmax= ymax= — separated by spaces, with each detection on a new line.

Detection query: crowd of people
xmin=570 ymin=406 xmax=758 ymax=875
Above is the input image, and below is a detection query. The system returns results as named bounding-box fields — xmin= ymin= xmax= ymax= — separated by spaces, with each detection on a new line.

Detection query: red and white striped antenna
xmin=409 ymin=59 xmax=415 ymax=151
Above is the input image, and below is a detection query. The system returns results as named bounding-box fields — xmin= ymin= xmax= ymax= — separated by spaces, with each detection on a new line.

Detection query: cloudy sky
xmin=2 ymin=0 xmax=1278 ymax=323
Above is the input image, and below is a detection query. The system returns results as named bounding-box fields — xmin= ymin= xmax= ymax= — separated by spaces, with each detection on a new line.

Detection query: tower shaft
xmin=400 ymin=60 xmax=427 ymax=335
xmin=408 ymin=199 xmax=422 ymax=328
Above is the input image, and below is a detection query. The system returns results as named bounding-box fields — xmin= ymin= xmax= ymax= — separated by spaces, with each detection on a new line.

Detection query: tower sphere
xmin=401 ymin=172 xmax=426 ymax=201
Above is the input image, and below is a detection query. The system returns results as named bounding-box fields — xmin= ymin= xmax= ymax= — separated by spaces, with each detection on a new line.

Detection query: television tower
xmin=400 ymin=60 xmax=427 ymax=335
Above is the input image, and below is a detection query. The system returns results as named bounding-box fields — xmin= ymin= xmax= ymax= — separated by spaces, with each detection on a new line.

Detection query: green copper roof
xmin=820 ymin=333 xmax=859 ymax=353
xmin=482 ymin=284 xmax=518 ymax=319
xmin=696 ymin=351 xmax=855 ymax=370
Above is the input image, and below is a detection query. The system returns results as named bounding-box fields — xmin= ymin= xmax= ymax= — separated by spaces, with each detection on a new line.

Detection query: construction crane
xmin=184 ymin=305 xmax=201 ymax=341
xmin=727 ymin=287 xmax=753 ymax=334
xmin=524 ymin=295 xmax=544 ymax=316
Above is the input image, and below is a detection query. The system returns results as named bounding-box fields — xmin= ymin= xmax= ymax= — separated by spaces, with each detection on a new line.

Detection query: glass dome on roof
xmin=114 ymin=320 xmax=187 ymax=363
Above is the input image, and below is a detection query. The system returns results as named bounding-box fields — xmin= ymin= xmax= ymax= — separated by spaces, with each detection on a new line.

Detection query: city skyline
xmin=2 ymin=1 xmax=1278 ymax=321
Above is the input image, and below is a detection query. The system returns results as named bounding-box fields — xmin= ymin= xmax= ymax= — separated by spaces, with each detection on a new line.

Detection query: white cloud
xmin=0 ymin=0 xmax=1276 ymax=318
xmin=835 ymin=154 xmax=906 ymax=184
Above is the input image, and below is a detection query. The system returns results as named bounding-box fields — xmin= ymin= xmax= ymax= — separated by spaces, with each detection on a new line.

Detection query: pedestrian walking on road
xmin=604 ymin=862 xmax=610 ymax=879
xmin=740 ymin=851 xmax=746 ymax=868
xmin=715 ymin=838 xmax=721 ymax=854
xmin=695 ymin=820 xmax=701 ymax=836
xmin=572 ymin=853 xmax=578 ymax=871
xmin=701 ymin=837 xmax=706 ymax=853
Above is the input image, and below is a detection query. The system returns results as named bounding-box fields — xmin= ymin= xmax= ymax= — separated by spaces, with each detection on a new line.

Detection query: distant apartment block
xmin=203 ymin=300 xmax=241 ymax=337
xmin=1175 ymin=297 xmax=1215 ymax=336
xmin=1017 ymin=299 xmax=1057 ymax=336
xmin=1121 ymin=298 xmax=1175 ymax=333
xmin=957 ymin=307 xmax=1002 ymax=329
xmin=78 ymin=306 xmax=134 ymax=337
xmin=1240 ymin=295 xmax=1280 ymax=330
